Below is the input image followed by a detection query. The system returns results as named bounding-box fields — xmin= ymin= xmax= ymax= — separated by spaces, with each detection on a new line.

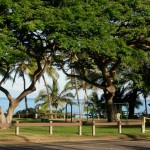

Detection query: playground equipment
xmin=65 ymin=102 xmax=95 ymax=122
xmin=65 ymin=101 xmax=128 ymax=122
xmin=65 ymin=102 xmax=73 ymax=122
xmin=113 ymin=103 xmax=129 ymax=121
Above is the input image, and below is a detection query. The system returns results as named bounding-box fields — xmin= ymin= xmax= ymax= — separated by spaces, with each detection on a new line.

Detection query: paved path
xmin=0 ymin=140 xmax=150 ymax=150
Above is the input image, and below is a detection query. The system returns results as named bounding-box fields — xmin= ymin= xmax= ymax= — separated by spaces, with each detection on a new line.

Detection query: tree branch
xmin=61 ymin=67 xmax=105 ymax=90
xmin=16 ymin=56 xmax=52 ymax=102
xmin=0 ymin=86 xmax=14 ymax=103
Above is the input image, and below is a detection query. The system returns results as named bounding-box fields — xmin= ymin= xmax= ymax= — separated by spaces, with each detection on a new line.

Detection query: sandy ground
xmin=0 ymin=134 xmax=150 ymax=145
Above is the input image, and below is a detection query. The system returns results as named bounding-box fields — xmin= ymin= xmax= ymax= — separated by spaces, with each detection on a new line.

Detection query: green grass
xmin=1 ymin=118 xmax=150 ymax=140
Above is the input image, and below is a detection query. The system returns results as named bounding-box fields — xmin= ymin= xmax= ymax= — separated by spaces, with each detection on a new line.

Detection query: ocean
xmin=0 ymin=97 xmax=150 ymax=115
xmin=0 ymin=97 xmax=36 ymax=113
xmin=0 ymin=97 xmax=86 ymax=114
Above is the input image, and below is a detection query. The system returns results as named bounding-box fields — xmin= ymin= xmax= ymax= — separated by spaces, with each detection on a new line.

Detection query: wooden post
xmin=92 ymin=121 xmax=95 ymax=136
xmin=141 ymin=121 xmax=144 ymax=133
xmin=78 ymin=121 xmax=82 ymax=136
xmin=142 ymin=117 xmax=146 ymax=133
xmin=15 ymin=121 xmax=19 ymax=135
xmin=49 ymin=121 xmax=53 ymax=134
xmin=118 ymin=121 xmax=121 ymax=134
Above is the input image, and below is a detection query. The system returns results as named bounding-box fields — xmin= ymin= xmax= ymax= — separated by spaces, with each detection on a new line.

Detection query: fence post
xmin=15 ymin=121 xmax=19 ymax=135
xmin=78 ymin=121 xmax=82 ymax=136
xmin=118 ymin=121 xmax=121 ymax=134
xmin=92 ymin=121 xmax=95 ymax=136
xmin=142 ymin=117 xmax=146 ymax=133
xmin=49 ymin=121 xmax=53 ymax=134
xmin=141 ymin=121 xmax=144 ymax=133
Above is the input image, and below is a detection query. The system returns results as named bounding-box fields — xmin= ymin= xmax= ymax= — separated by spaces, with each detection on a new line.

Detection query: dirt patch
xmin=1 ymin=135 xmax=150 ymax=145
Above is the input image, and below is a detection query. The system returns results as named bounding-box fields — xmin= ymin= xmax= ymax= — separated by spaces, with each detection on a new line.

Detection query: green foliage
xmin=89 ymin=91 xmax=106 ymax=117
xmin=14 ymin=108 xmax=36 ymax=118
xmin=0 ymin=0 xmax=149 ymax=121
xmin=35 ymin=78 xmax=74 ymax=111
xmin=1 ymin=0 xmax=149 ymax=78
xmin=48 ymin=0 xmax=149 ymax=96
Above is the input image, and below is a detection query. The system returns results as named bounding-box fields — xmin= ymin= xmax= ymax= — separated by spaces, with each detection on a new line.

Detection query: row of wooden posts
xmin=0 ymin=120 xmax=146 ymax=136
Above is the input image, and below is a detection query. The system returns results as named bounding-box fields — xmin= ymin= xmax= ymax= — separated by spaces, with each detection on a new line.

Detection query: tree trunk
xmin=128 ymin=89 xmax=139 ymax=119
xmin=24 ymin=96 xmax=28 ymax=116
xmin=75 ymin=76 xmax=81 ymax=118
xmin=22 ymin=74 xmax=28 ymax=117
xmin=105 ymin=91 xmax=115 ymax=122
xmin=144 ymin=96 xmax=148 ymax=116
xmin=0 ymin=100 xmax=18 ymax=127
xmin=128 ymin=105 xmax=135 ymax=119
xmin=84 ymin=88 xmax=89 ymax=103
xmin=72 ymin=69 xmax=81 ymax=118
xmin=100 ymin=63 xmax=117 ymax=122
xmin=42 ymin=75 xmax=52 ymax=119
xmin=0 ymin=57 xmax=51 ymax=126
xmin=0 ymin=108 xmax=6 ymax=125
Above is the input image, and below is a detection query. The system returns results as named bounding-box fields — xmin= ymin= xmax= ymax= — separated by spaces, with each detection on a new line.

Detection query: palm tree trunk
xmin=84 ymin=88 xmax=89 ymax=103
xmin=144 ymin=95 xmax=148 ymax=116
xmin=22 ymin=74 xmax=28 ymax=116
xmin=71 ymin=69 xmax=81 ymax=118
xmin=42 ymin=75 xmax=52 ymax=116
xmin=128 ymin=105 xmax=135 ymax=119
xmin=75 ymin=76 xmax=81 ymax=118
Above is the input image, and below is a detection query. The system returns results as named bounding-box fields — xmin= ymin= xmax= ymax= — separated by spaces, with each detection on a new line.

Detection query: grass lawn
xmin=0 ymin=118 xmax=150 ymax=142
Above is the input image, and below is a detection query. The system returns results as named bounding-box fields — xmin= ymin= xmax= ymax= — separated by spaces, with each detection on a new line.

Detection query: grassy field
xmin=0 ymin=118 xmax=150 ymax=142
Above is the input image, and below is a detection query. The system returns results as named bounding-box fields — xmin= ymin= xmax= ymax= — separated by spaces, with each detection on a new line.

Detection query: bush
xmin=14 ymin=108 xmax=36 ymax=118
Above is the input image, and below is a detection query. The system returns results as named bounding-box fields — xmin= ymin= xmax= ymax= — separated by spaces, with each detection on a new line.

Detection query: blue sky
xmin=0 ymin=71 xmax=91 ymax=99
xmin=0 ymin=71 xmax=67 ymax=98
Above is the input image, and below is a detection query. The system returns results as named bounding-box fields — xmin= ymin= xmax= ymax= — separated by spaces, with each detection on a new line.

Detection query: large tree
xmin=48 ymin=0 xmax=149 ymax=121
xmin=0 ymin=0 xmax=57 ymax=123
xmin=0 ymin=0 xmax=149 ymax=123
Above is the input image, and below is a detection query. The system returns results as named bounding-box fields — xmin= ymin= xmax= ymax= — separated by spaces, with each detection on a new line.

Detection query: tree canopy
xmin=0 ymin=0 xmax=149 ymax=122
xmin=47 ymin=0 xmax=149 ymax=121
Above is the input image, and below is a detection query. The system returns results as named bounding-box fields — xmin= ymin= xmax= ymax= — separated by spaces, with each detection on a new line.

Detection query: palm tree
xmin=66 ymin=73 xmax=99 ymax=118
xmin=35 ymin=78 xmax=74 ymax=113
xmin=12 ymin=61 xmax=35 ymax=116
xmin=124 ymin=89 xmax=142 ymax=118
xmin=70 ymin=69 xmax=81 ymax=118
xmin=42 ymin=65 xmax=59 ymax=113
xmin=12 ymin=60 xmax=59 ymax=116
xmin=113 ymin=86 xmax=143 ymax=118
xmin=89 ymin=91 xmax=106 ymax=118
xmin=141 ymin=88 xmax=150 ymax=116
xmin=141 ymin=62 xmax=150 ymax=116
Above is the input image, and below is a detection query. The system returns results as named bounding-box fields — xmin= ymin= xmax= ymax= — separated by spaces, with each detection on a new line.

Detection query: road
xmin=0 ymin=140 xmax=150 ymax=150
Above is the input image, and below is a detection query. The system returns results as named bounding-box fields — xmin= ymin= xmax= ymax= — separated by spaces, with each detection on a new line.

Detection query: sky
xmin=1 ymin=70 xmax=150 ymax=114
xmin=0 ymin=70 xmax=90 ymax=99
xmin=0 ymin=71 xmax=66 ymax=98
